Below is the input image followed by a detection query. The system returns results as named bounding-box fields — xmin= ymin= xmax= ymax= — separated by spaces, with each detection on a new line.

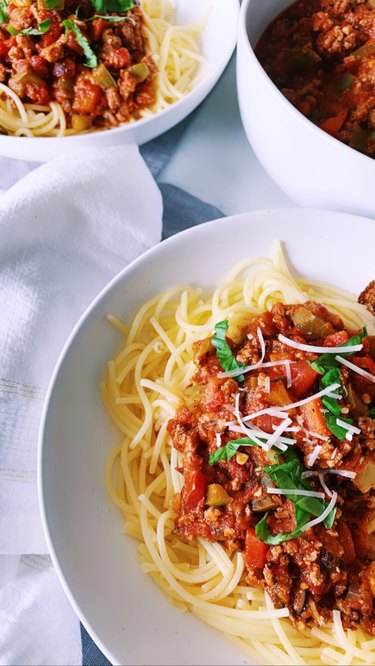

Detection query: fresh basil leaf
xmin=322 ymin=394 xmax=341 ymax=416
xmin=255 ymin=511 xmax=304 ymax=545
xmin=310 ymin=355 xmax=338 ymax=374
xmin=106 ymin=0 xmax=134 ymax=11
xmin=369 ymin=406 xmax=375 ymax=419
xmin=211 ymin=320 xmax=246 ymax=383
xmin=263 ymin=448 xmax=335 ymax=532
xmin=25 ymin=18 xmax=51 ymax=35
xmin=323 ymin=412 xmax=352 ymax=441
xmin=86 ymin=13 xmax=134 ymax=22
xmin=320 ymin=367 xmax=341 ymax=388
xmin=0 ymin=2 xmax=7 ymax=24
xmin=209 ymin=437 xmax=262 ymax=465
xmin=8 ymin=18 xmax=51 ymax=36
xmin=90 ymin=0 xmax=134 ymax=12
xmin=63 ymin=20 xmax=98 ymax=68
xmin=43 ymin=0 xmax=63 ymax=7
xmin=310 ymin=328 xmax=367 ymax=375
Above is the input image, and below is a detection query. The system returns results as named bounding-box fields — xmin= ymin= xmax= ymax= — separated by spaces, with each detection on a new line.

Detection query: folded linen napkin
xmin=0 ymin=144 xmax=162 ymax=665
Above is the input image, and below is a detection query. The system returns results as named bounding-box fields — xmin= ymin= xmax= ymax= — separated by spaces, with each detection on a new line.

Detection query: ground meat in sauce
xmin=0 ymin=0 xmax=157 ymax=131
xmin=167 ymin=299 xmax=375 ymax=634
xmin=255 ymin=0 xmax=375 ymax=158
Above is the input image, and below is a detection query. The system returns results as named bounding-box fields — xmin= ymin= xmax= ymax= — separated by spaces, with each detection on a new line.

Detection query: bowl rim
xmin=238 ymin=0 xmax=375 ymax=167
xmin=0 ymin=0 xmax=240 ymax=148
xmin=37 ymin=206 xmax=375 ymax=665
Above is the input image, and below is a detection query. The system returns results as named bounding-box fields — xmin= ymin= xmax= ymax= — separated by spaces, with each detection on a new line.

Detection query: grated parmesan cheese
xmin=278 ymin=333 xmax=363 ymax=355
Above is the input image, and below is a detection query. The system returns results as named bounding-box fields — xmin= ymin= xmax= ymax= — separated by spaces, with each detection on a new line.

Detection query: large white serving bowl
xmin=237 ymin=0 xmax=375 ymax=218
xmin=0 ymin=0 xmax=239 ymax=162
xmin=38 ymin=208 xmax=375 ymax=666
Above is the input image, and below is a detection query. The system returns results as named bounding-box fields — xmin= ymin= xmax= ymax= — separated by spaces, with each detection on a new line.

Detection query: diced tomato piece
xmin=300 ymin=398 xmax=331 ymax=438
xmin=25 ymin=82 xmax=50 ymax=105
xmin=352 ymin=354 xmax=375 ymax=377
xmin=0 ymin=41 xmax=10 ymax=60
xmin=73 ymin=81 xmax=102 ymax=114
xmin=290 ymin=361 xmax=318 ymax=397
xmin=350 ymin=516 xmax=371 ymax=559
xmin=265 ymin=379 xmax=292 ymax=406
xmin=320 ymin=108 xmax=348 ymax=136
xmin=91 ymin=18 xmax=107 ymax=42
xmin=337 ymin=521 xmax=356 ymax=565
xmin=244 ymin=527 xmax=268 ymax=570
xmin=181 ymin=469 xmax=206 ymax=514
xmin=203 ymin=377 xmax=227 ymax=412
xmin=324 ymin=331 xmax=349 ymax=347
xmin=30 ymin=55 xmax=49 ymax=78
xmin=351 ymin=354 xmax=375 ymax=399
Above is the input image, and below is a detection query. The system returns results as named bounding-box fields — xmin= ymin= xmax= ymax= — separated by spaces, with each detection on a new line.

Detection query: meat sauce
xmin=167 ymin=301 xmax=375 ymax=633
xmin=255 ymin=0 xmax=375 ymax=158
xmin=0 ymin=0 xmax=156 ymax=130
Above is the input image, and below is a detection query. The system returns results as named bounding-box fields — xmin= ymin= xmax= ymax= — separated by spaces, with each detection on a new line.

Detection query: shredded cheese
xmin=336 ymin=354 xmax=375 ymax=383
xmin=277 ymin=384 xmax=341 ymax=411
xmin=301 ymin=491 xmax=337 ymax=532
xmin=306 ymin=445 xmax=322 ymax=467
xmin=318 ymin=472 xmax=333 ymax=498
xmin=266 ymin=488 xmax=325 ymax=499
xmin=262 ymin=417 xmax=291 ymax=451
xmin=278 ymin=334 xmax=363 ymax=354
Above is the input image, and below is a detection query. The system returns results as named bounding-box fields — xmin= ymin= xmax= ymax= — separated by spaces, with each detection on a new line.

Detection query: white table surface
xmin=160 ymin=55 xmax=295 ymax=215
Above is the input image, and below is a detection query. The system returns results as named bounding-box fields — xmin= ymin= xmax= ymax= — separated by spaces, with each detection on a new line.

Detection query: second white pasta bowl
xmin=237 ymin=0 xmax=375 ymax=218
xmin=0 ymin=0 xmax=239 ymax=162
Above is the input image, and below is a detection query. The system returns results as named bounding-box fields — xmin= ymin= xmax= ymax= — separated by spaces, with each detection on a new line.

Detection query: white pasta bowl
xmin=39 ymin=208 xmax=375 ymax=666
xmin=237 ymin=0 xmax=375 ymax=218
xmin=0 ymin=0 xmax=239 ymax=162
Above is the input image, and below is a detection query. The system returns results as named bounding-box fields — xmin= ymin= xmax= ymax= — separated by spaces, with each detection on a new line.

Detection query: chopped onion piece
xmin=267 ymin=488 xmax=325 ymax=499
xmin=336 ymin=355 xmax=375 ymax=383
xmin=215 ymin=433 xmax=222 ymax=448
xmin=264 ymin=376 xmax=271 ymax=393
xmin=278 ymin=334 xmax=363 ymax=354
xmin=301 ymin=491 xmax=337 ymax=532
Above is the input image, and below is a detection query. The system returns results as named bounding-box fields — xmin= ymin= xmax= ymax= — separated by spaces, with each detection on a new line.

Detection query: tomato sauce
xmin=255 ymin=0 xmax=375 ymax=158
xmin=168 ymin=301 xmax=375 ymax=633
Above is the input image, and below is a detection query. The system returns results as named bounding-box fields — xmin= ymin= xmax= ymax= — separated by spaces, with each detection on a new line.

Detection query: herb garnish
xmin=309 ymin=327 xmax=367 ymax=374
xmin=7 ymin=18 xmax=51 ymax=36
xmin=255 ymin=448 xmax=336 ymax=545
xmin=309 ymin=328 xmax=367 ymax=439
xmin=90 ymin=0 xmax=134 ymax=13
xmin=86 ymin=13 xmax=135 ymax=23
xmin=209 ymin=437 xmax=264 ymax=465
xmin=42 ymin=0 xmax=64 ymax=8
xmin=62 ymin=20 xmax=98 ymax=68
xmin=0 ymin=0 xmax=8 ymax=25
xmin=212 ymin=320 xmax=246 ymax=383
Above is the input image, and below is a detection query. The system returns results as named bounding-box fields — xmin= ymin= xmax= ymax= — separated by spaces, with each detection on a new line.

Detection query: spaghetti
xmin=0 ymin=0 xmax=205 ymax=137
xmin=102 ymin=243 xmax=375 ymax=666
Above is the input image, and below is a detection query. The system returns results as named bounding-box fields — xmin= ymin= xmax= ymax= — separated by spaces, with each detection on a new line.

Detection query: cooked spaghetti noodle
xmin=0 ymin=0 xmax=205 ymax=137
xmin=102 ymin=243 xmax=375 ymax=666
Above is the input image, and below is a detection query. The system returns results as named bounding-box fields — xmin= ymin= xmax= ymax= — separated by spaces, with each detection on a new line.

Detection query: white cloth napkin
xmin=0 ymin=144 xmax=163 ymax=664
